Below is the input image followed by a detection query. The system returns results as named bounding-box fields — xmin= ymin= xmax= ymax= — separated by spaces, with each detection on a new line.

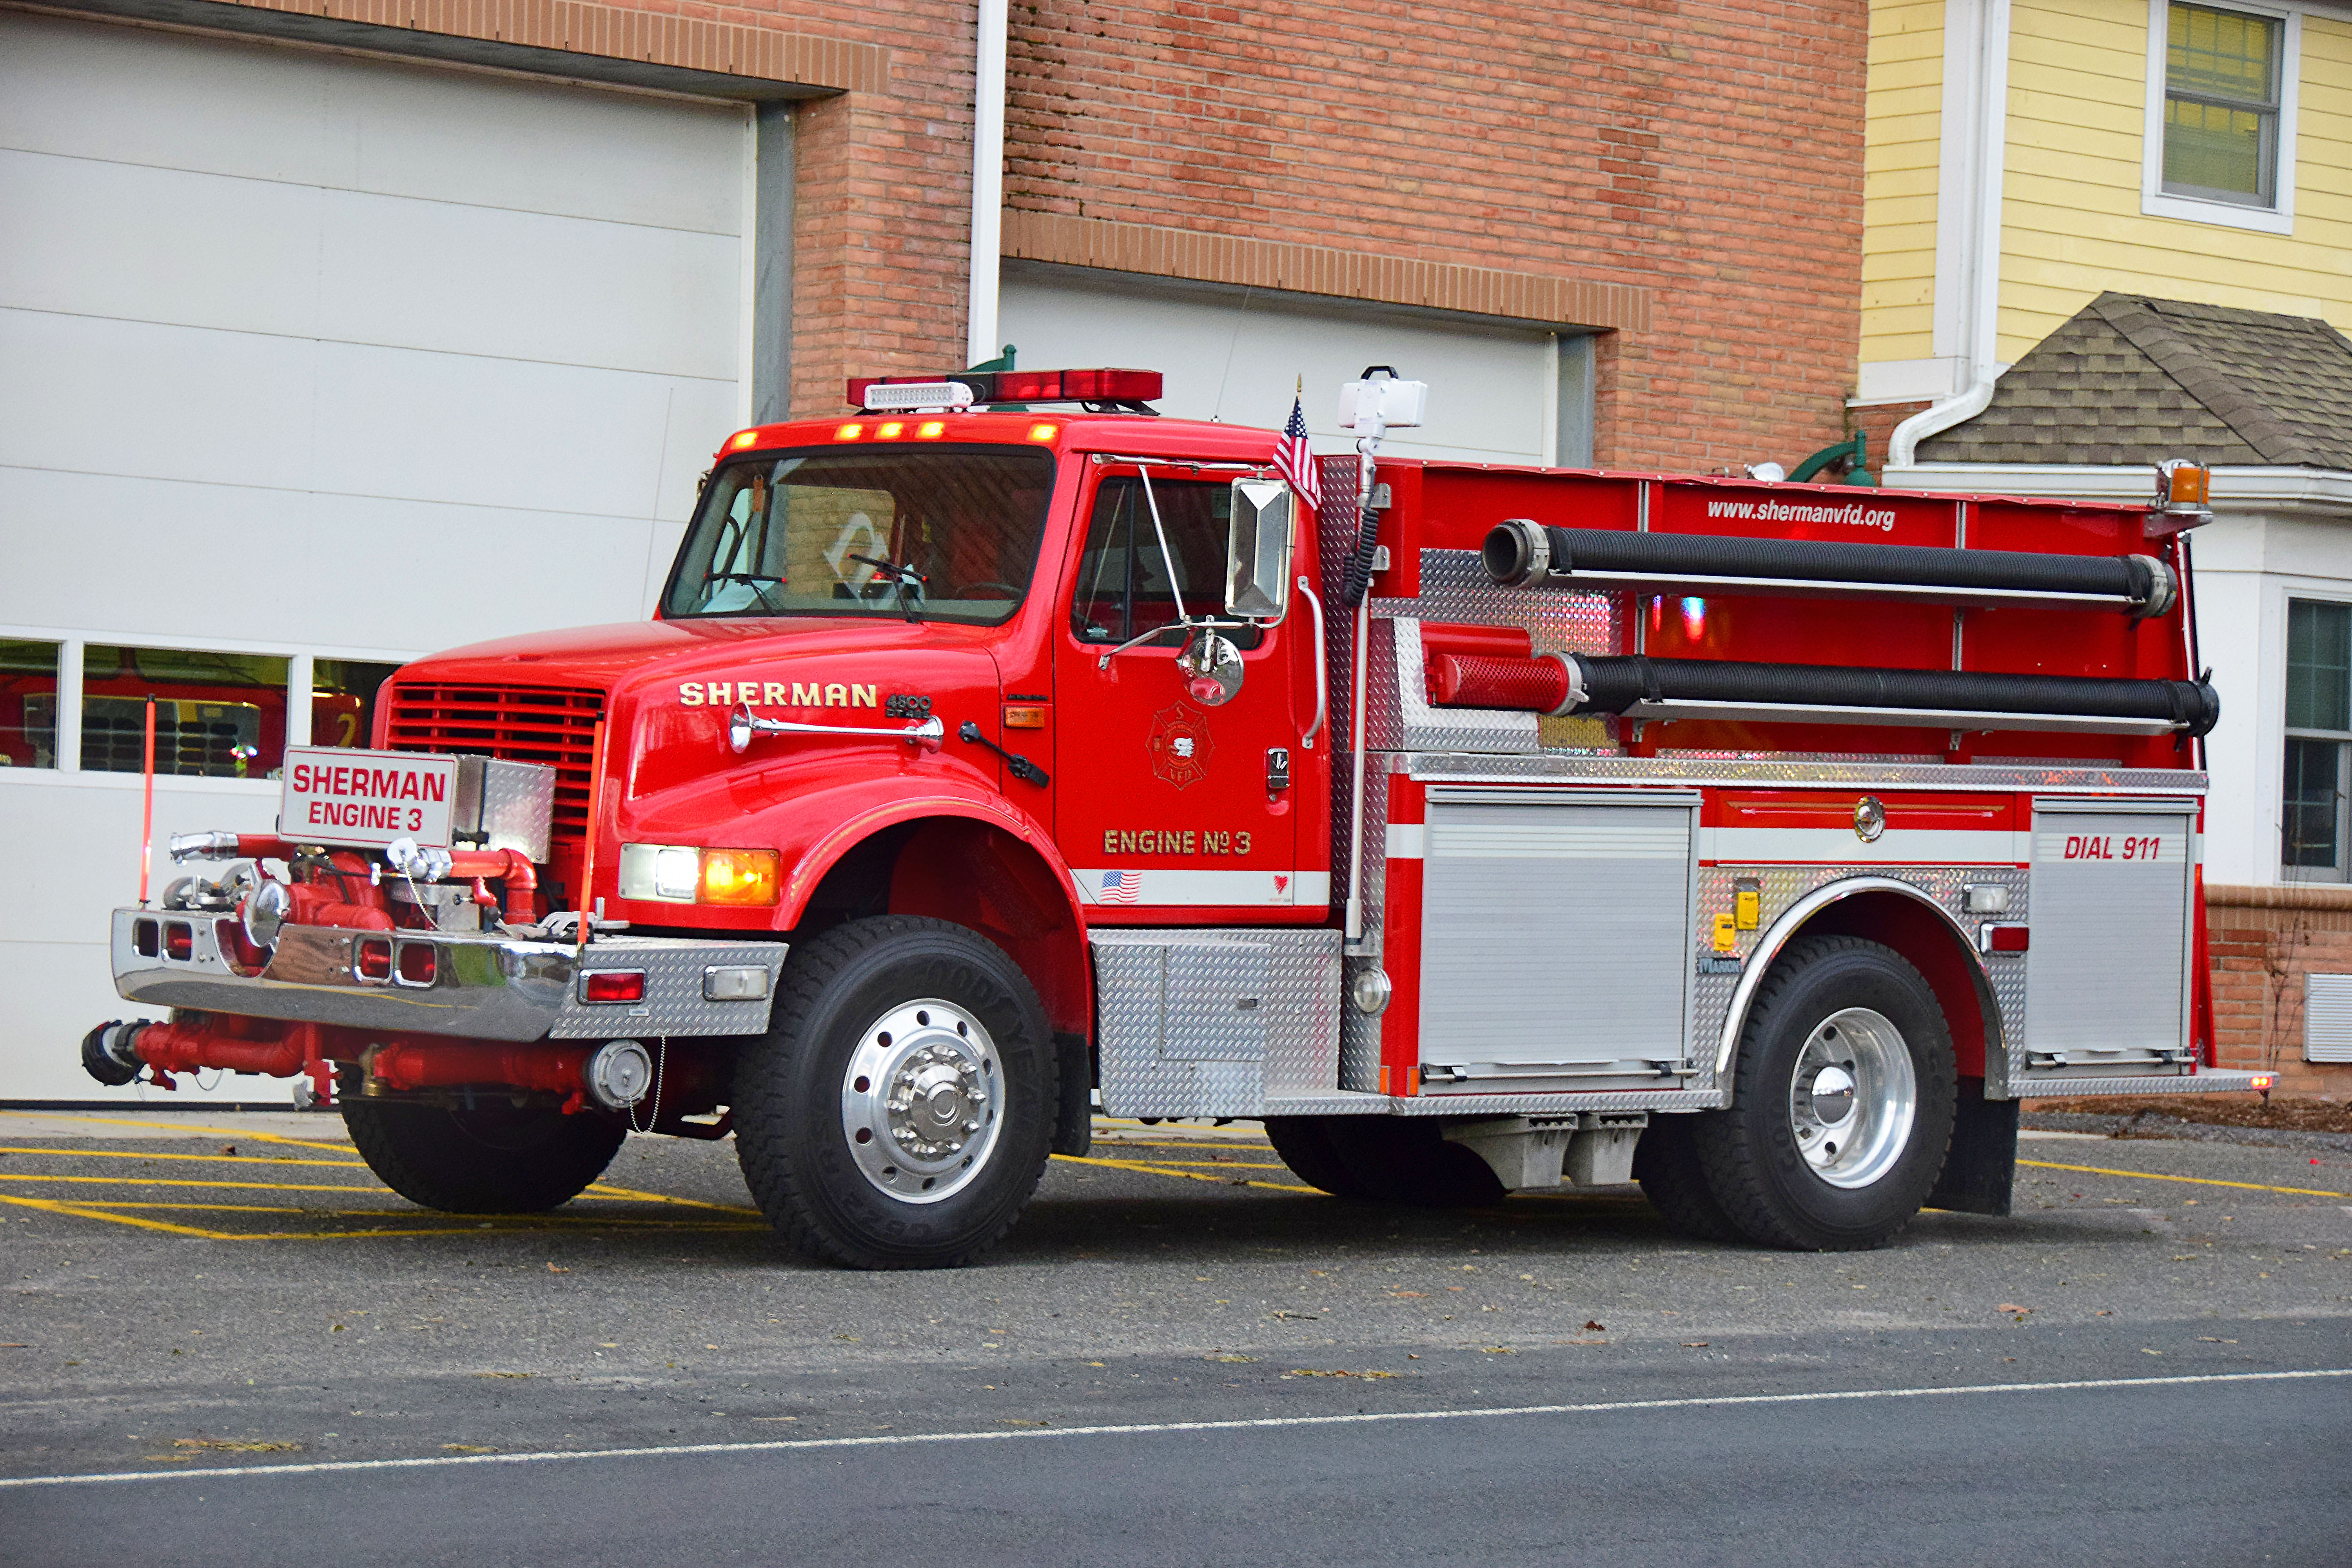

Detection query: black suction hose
xmin=1563 ymin=655 xmax=2220 ymax=737
xmin=1484 ymin=521 xmax=2173 ymax=614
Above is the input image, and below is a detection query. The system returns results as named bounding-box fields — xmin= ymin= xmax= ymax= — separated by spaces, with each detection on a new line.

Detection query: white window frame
xmin=0 ymin=623 xmax=416 ymax=793
xmin=2142 ymin=0 xmax=2303 ymax=235
xmin=2279 ymin=591 xmax=2352 ymax=882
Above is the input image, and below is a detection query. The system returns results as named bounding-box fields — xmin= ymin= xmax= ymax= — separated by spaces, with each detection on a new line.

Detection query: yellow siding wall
xmin=2002 ymin=0 xmax=2352 ymax=362
xmin=1862 ymin=0 xmax=1948 ymax=366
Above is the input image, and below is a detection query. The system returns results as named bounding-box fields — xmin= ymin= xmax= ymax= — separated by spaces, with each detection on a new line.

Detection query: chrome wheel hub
xmin=1788 ymin=1007 xmax=1916 ymax=1190
xmin=842 ymin=999 xmax=1002 ymax=1205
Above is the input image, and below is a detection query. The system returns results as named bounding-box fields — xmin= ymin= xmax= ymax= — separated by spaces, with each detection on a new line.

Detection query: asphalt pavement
xmin=2 ymin=1109 xmax=2347 ymax=1564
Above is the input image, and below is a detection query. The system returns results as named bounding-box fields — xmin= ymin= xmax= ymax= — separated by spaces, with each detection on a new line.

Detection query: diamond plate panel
xmin=552 ymin=938 xmax=788 ymax=1038
xmin=1365 ymin=615 xmax=1541 ymax=755
xmin=2008 ymin=1071 xmax=2270 ymax=1096
xmin=1372 ymin=548 xmax=1621 ymax=657
xmin=1339 ymin=768 xmax=1391 ymax=1092
xmin=1690 ymin=866 xmax=2029 ymax=1095
xmin=456 ymin=756 xmax=556 ymax=862
xmin=1092 ymin=928 xmax=1341 ymax=1118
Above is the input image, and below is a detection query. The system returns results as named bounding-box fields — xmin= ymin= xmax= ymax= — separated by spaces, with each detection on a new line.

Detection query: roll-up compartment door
xmin=2023 ymin=801 xmax=2196 ymax=1070
xmin=1419 ymin=789 xmax=1697 ymax=1087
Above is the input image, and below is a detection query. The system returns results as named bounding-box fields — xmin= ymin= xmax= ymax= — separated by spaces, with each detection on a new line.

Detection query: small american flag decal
xmin=1098 ymin=869 xmax=1142 ymax=905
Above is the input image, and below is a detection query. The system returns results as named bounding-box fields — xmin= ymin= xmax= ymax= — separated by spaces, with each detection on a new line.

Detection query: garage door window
xmin=81 ymin=646 xmax=290 ymax=779
xmin=0 ymin=640 xmax=61 ymax=769
xmin=314 ymin=659 xmax=403 ymax=751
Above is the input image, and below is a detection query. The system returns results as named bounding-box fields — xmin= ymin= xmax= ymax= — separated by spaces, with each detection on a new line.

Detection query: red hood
xmin=405 ymin=616 xmax=1003 ymax=691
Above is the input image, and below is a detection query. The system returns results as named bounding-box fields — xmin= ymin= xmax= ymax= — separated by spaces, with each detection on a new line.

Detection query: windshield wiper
xmin=704 ymin=572 xmax=786 ymax=615
xmin=849 ymin=555 xmax=928 ymax=623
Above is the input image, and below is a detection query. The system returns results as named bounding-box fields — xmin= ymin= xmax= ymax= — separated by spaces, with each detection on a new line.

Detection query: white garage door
xmin=999 ymin=265 xmax=1569 ymax=465
xmin=0 ymin=13 xmax=751 ymax=1101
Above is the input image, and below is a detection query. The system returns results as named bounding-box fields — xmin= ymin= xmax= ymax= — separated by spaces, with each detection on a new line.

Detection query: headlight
xmin=619 ymin=844 xmax=781 ymax=907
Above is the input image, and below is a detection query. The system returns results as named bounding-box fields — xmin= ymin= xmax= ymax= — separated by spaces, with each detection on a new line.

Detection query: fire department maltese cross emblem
xmin=1147 ymin=702 xmax=1214 ymax=791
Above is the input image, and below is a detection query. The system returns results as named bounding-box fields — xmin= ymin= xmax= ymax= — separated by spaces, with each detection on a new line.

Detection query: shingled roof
xmin=1917 ymin=292 xmax=2352 ymax=470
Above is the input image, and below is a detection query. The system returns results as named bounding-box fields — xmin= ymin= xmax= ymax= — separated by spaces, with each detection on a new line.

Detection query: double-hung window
xmin=2283 ymin=599 xmax=2352 ymax=880
xmin=2144 ymin=1 xmax=2299 ymax=233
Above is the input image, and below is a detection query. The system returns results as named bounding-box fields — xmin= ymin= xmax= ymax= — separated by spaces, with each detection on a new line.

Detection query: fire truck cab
xmin=88 ymin=367 xmax=2269 ymax=1267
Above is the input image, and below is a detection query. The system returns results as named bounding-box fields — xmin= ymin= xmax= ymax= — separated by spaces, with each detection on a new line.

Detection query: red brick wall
xmin=1003 ymin=0 xmax=1871 ymax=470
xmin=194 ymin=0 xmax=1870 ymax=461
xmin=2209 ymin=892 xmax=2352 ymax=1098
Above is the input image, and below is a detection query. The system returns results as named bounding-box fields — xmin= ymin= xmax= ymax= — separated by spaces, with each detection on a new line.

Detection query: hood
xmin=410 ymin=615 xmax=1002 ymax=690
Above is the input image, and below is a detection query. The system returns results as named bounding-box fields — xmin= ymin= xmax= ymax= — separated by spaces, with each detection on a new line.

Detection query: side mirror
xmin=1176 ymin=628 xmax=1243 ymax=706
xmin=1224 ymin=478 xmax=1295 ymax=623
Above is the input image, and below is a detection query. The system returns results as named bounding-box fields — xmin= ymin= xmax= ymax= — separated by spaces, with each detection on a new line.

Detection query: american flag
xmin=1098 ymin=869 xmax=1142 ymax=906
xmin=1274 ymin=390 xmax=1321 ymax=513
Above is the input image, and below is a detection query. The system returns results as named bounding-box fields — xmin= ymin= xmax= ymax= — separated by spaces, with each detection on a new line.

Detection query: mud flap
xmin=1053 ymin=1031 xmax=1092 ymax=1158
xmin=1927 ymin=1078 xmax=2016 ymax=1216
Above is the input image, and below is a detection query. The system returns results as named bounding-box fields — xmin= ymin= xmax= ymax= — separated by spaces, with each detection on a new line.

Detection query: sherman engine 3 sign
xmin=280 ymin=746 xmax=456 ymax=850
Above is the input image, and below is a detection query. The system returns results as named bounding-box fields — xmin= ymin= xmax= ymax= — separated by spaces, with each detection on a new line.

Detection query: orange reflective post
xmin=138 ymin=696 xmax=156 ymax=906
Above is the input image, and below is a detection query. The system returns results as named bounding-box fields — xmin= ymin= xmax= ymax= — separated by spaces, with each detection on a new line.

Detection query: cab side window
xmin=1070 ymin=477 xmax=1262 ymax=649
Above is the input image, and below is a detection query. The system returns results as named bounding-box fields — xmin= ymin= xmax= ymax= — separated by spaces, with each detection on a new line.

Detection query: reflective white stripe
xmin=1701 ymin=827 xmax=2027 ymax=865
xmin=1386 ymin=823 xmax=1426 ymax=860
xmin=1075 ymin=870 xmax=1330 ymax=906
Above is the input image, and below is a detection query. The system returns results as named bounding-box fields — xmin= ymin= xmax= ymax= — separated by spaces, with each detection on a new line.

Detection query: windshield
xmin=661 ymin=446 xmax=1057 ymax=624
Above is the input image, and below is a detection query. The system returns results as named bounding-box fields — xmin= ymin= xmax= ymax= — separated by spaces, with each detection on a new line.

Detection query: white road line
xmin=5 ymin=1368 xmax=2345 ymax=1490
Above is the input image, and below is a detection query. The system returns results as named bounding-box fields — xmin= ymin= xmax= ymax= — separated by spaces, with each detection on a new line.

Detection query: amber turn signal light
xmin=1003 ymin=705 xmax=1046 ymax=730
xmin=700 ymin=848 xmax=782 ymax=906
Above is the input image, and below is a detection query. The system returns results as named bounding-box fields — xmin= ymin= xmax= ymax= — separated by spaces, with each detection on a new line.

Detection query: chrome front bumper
xmin=111 ymin=909 xmax=786 ymax=1042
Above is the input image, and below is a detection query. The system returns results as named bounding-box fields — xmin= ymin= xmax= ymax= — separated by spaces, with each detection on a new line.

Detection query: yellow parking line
xmin=27 ymin=1115 xmax=356 ymax=1154
xmin=0 ymin=1189 xmax=762 ymax=1241
xmin=0 ymin=1172 xmax=385 ymax=1195
xmin=2018 ymin=1158 xmax=2350 ymax=1200
xmin=583 ymin=1181 xmax=762 ymax=1216
xmin=1085 ymin=1151 xmax=1289 ymax=1169
xmin=0 ymin=1192 xmax=240 ymax=1238
xmin=1054 ymin=1152 xmax=1319 ymax=1195
xmin=0 ymin=1145 xmax=371 ymax=1170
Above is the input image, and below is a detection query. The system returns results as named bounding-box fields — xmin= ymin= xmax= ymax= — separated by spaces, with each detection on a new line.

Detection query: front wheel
xmin=341 ymin=1100 xmax=624 ymax=1213
xmin=733 ymin=916 xmax=1056 ymax=1269
xmin=1696 ymin=935 xmax=1956 ymax=1251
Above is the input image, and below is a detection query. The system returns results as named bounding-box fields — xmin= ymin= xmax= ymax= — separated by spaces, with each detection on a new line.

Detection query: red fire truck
xmin=86 ymin=366 xmax=2269 ymax=1267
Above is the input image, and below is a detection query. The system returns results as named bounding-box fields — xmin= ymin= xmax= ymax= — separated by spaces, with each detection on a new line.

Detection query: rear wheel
xmin=734 ymin=915 xmax=1055 ymax=1269
xmin=1320 ymin=1118 xmax=1506 ymax=1207
xmin=1697 ymin=935 xmax=1956 ymax=1250
xmin=1632 ymin=1114 xmax=1742 ymax=1242
xmin=1263 ymin=1117 xmax=1372 ymax=1197
xmin=342 ymin=1100 xmax=624 ymax=1213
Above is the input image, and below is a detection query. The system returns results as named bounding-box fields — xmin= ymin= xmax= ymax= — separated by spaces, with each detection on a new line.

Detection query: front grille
xmin=384 ymin=683 xmax=604 ymax=848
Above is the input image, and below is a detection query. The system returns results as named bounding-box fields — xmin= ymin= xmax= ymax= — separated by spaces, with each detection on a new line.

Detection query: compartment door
xmin=1418 ymin=789 xmax=1697 ymax=1089
xmin=2024 ymin=802 xmax=2196 ymax=1072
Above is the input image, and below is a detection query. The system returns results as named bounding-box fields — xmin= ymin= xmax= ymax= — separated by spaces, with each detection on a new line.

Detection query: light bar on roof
xmin=847 ymin=368 xmax=1163 ymax=411
xmin=861 ymin=381 xmax=976 ymax=412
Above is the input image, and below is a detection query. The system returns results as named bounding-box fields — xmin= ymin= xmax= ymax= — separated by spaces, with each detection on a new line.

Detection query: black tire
xmin=1263 ymin=1117 xmax=1372 ymax=1197
xmin=1696 ymin=935 xmax=1957 ymax=1251
xmin=734 ymin=915 xmax=1056 ymax=1269
xmin=1632 ymin=1114 xmax=1743 ymax=1242
xmin=1320 ymin=1118 xmax=1507 ymax=1208
xmin=341 ymin=1100 xmax=624 ymax=1213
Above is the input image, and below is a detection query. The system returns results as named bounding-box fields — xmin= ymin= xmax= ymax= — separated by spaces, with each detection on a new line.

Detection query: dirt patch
xmin=2025 ymin=1096 xmax=2352 ymax=1135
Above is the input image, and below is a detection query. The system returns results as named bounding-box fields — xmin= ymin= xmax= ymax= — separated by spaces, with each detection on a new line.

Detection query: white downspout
xmin=966 ymin=0 xmax=1007 ymax=369
xmin=1890 ymin=0 xmax=2010 ymax=469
